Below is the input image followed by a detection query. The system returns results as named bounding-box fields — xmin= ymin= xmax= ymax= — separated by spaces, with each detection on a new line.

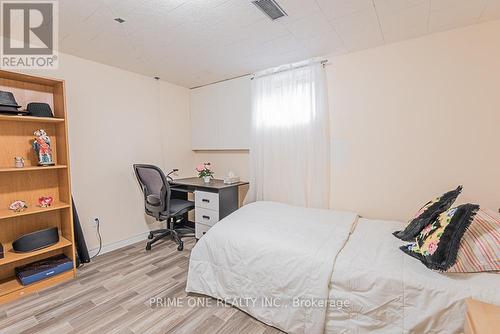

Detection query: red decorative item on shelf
xmin=38 ymin=196 xmax=54 ymax=208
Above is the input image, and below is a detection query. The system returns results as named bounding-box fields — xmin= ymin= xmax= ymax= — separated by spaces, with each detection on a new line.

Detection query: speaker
xmin=12 ymin=227 xmax=59 ymax=253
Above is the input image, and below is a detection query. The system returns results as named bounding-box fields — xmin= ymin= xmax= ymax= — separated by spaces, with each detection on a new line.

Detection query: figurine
xmin=38 ymin=196 xmax=53 ymax=208
xmin=9 ymin=200 xmax=28 ymax=212
xmin=14 ymin=157 xmax=25 ymax=168
xmin=32 ymin=129 xmax=54 ymax=166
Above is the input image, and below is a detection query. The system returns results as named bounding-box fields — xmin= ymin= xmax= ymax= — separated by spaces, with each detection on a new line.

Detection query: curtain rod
xmin=190 ymin=73 xmax=252 ymax=89
xmin=190 ymin=59 xmax=330 ymax=89
xmin=251 ymin=59 xmax=329 ymax=80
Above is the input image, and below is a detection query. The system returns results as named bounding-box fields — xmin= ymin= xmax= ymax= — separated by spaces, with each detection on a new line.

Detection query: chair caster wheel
xmin=146 ymin=243 xmax=152 ymax=251
xmin=148 ymin=233 xmax=154 ymax=240
xmin=177 ymin=242 xmax=184 ymax=251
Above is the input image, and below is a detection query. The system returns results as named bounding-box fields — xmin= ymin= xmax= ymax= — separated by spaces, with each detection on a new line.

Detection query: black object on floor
xmin=72 ymin=197 xmax=90 ymax=267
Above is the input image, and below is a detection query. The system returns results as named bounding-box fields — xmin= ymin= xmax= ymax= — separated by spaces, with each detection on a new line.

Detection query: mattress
xmin=186 ymin=201 xmax=359 ymax=334
xmin=326 ymin=218 xmax=500 ymax=334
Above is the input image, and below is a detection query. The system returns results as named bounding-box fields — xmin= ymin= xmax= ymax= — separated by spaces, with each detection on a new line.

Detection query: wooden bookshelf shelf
xmin=0 ymin=270 xmax=74 ymax=304
xmin=0 ymin=69 xmax=75 ymax=304
xmin=0 ymin=114 xmax=64 ymax=123
xmin=0 ymin=276 xmax=23 ymax=296
xmin=0 ymin=237 xmax=72 ymax=266
xmin=0 ymin=202 xmax=70 ymax=220
xmin=0 ymin=165 xmax=67 ymax=173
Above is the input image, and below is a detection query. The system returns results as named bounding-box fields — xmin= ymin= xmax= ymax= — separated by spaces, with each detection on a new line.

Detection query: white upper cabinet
xmin=190 ymin=75 xmax=251 ymax=150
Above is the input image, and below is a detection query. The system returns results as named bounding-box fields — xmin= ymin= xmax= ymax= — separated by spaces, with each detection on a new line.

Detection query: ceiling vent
xmin=252 ymin=0 xmax=287 ymax=21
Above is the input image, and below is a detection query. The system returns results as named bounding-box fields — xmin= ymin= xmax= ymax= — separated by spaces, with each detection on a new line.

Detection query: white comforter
xmin=186 ymin=201 xmax=359 ymax=334
xmin=326 ymin=218 xmax=500 ymax=334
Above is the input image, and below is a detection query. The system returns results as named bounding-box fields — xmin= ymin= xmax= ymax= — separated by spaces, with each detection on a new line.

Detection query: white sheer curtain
xmin=247 ymin=60 xmax=330 ymax=208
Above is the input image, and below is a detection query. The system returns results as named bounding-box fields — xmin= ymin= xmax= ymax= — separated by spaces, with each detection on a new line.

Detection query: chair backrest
xmin=133 ymin=164 xmax=171 ymax=219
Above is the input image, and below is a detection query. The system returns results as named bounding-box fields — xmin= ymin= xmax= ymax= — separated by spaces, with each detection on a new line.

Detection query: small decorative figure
xmin=14 ymin=157 xmax=25 ymax=168
xmin=38 ymin=196 xmax=53 ymax=208
xmin=9 ymin=200 xmax=28 ymax=212
xmin=32 ymin=129 xmax=54 ymax=166
xmin=196 ymin=162 xmax=214 ymax=183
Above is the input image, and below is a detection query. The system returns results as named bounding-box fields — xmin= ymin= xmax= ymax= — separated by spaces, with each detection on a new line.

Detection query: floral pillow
xmin=393 ymin=186 xmax=462 ymax=241
xmin=401 ymin=203 xmax=479 ymax=271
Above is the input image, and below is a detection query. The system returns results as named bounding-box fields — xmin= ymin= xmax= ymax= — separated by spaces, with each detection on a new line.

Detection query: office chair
xmin=133 ymin=164 xmax=195 ymax=251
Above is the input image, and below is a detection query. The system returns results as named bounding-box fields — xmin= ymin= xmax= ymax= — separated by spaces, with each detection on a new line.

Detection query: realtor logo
xmin=1 ymin=1 xmax=58 ymax=69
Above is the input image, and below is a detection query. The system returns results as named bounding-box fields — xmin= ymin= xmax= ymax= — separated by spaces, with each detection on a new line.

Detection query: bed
xmin=326 ymin=218 xmax=500 ymax=333
xmin=186 ymin=201 xmax=500 ymax=334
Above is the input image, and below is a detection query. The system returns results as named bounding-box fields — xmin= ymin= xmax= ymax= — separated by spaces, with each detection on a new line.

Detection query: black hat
xmin=0 ymin=90 xmax=21 ymax=108
xmin=0 ymin=105 xmax=20 ymax=113
xmin=27 ymin=102 xmax=53 ymax=117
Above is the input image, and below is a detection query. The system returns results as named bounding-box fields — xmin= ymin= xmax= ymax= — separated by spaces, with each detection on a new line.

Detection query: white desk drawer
xmin=195 ymin=207 xmax=219 ymax=226
xmin=194 ymin=190 xmax=219 ymax=211
xmin=195 ymin=223 xmax=211 ymax=239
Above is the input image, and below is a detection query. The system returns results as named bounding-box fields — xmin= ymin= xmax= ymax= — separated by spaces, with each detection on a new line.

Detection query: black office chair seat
xmin=168 ymin=199 xmax=194 ymax=216
xmin=146 ymin=196 xmax=194 ymax=216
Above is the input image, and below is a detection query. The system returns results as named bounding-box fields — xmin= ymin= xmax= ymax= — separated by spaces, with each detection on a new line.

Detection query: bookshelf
xmin=0 ymin=70 xmax=75 ymax=304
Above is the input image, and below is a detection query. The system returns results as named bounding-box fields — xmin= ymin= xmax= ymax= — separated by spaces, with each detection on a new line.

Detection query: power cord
xmin=167 ymin=168 xmax=179 ymax=181
xmin=90 ymin=218 xmax=102 ymax=260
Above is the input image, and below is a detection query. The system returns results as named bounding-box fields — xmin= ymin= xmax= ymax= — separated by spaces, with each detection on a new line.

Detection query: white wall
xmin=195 ymin=19 xmax=500 ymax=221
xmin=23 ymin=52 xmax=193 ymax=252
xmin=328 ymin=19 xmax=500 ymax=220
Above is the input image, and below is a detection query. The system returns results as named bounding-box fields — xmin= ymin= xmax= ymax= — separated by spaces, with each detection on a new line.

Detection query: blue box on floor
xmin=15 ymin=254 xmax=73 ymax=286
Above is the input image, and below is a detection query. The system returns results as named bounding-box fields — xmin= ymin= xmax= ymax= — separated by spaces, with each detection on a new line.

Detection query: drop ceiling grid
xmin=52 ymin=0 xmax=500 ymax=87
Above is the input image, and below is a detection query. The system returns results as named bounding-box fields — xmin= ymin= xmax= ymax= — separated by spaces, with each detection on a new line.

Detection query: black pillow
xmin=400 ymin=203 xmax=479 ymax=271
xmin=393 ymin=186 xmax=462 ymax=241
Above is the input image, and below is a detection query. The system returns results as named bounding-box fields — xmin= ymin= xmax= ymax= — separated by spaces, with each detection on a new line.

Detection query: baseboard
xmin=88 ymin=231 xmax=149 ymax=258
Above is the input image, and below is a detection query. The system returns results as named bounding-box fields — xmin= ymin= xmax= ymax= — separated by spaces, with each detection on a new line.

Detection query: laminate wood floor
xmin=0 ymin=238 xmax=283 ymax=334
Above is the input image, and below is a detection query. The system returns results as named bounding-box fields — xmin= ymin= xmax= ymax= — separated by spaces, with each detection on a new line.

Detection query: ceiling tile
xmin=317 ymin=0 xmax=373 ymax=20
xmin=430 ymin=0 xmax=485 ymax=12
xmin=429 ymin=0 xmax=487 ymax=32
xmin=97 ymin=0 xmax=144 ymax=16
xmin=479 ymin=0 xmax=500 ymax=21
xmin=59 ymin=0 xmax=101 ymax=22
xmin=276 ymin=0 xmax=321 ymax=20
xmin=284 ymin=10 xmax=335 ymax=40
xmin=129 ymin=0 xmax=189 ymax=16
xmin=374 ymin=0 xmax=428 ymax=14
xmin=332 ymin=8 xmax=381 ymax=37
xmin=377 ymin=1 xmax=430 ymax=43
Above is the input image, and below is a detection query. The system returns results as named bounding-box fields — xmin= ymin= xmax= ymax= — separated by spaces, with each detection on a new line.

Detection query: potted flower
xmin=196 ymin=162 xmax=214 ymax=183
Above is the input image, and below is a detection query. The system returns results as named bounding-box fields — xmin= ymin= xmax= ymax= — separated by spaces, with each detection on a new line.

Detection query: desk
xmin=464 ymin=299 xmax=500 ymax=334
xmin=170 ymin=177 xmax=249 ymax=238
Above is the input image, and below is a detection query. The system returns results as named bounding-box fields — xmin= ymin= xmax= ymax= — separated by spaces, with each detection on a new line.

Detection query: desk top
xmin=170 ymin=177 xmax=249 ymax=190
xmin=465 ymin=299 xmax=500 ymax=334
